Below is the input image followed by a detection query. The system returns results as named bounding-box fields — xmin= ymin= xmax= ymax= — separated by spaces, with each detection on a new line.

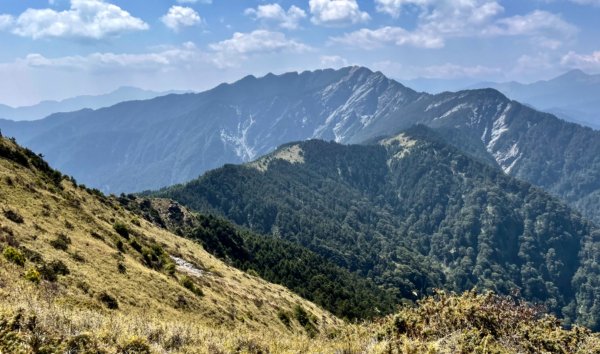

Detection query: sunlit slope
xmin=0 ymin=135 xmax=347 ymax=352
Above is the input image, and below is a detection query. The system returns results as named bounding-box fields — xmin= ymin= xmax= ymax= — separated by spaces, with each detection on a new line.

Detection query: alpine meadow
xmin=1 ymin=0 xmax=600 ymax=353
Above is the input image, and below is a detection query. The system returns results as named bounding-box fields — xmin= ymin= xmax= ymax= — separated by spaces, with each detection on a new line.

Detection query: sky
xmin=0 ymin=0 xmax=599 ymax=106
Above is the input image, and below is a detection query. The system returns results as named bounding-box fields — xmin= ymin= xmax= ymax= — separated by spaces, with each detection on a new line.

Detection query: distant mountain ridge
xmin=469 ymin=69 xmax=600 ymax=129
xmin=2 ymin=66 xmax=600 ymax=225
xmin=0 ymin=86 xmax=186 ymax=121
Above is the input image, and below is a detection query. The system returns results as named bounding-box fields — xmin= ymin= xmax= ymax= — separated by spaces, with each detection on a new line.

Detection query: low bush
xmin=24 ymin=267 xmax=41 ymax=283
xmin=117 ymin=262 xmax=127 ymax=274
xmin=3 ymin=209 xmax=24 ymax=224
xmin=235 ymin=339 xmax=269 ymax=354
xmin=20 ymin=246 xmax=43 ymax=263
xmin=277 ymin=310 xmax=291 ymax=327
xmin=2 ymin=246 xmax=25 ymax=266
xmin=98 ymin=291 xmax=119 ymax=310
xmin=294 ymin=305 xmax=318 ymax=337
xmin=129 ymin=239 xmax=142 ymax=253
xmin=113 ymin=222 xmax=130 ymax=239
xmin=118 ymin=337 xmax=150 ymax=354
xmin=64 ymin=333 xmax=104 ymax=354
xmin=38 ymin=260 xmax=70 ymax=281
xmin=49 ymin=233 xmax=71 ymax=251
xmin=116 ymin=240 xmax=125 ymax=252
xmin=180 ymin=276 xmax=204 ymax=297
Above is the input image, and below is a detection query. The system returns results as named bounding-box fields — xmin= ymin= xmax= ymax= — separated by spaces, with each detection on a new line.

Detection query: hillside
xmin=2 ymin=67 xmax=600 ymax=228
xmin=118 ymin=196 xmax=397 ymax=320
xmin=154 ymin=126 xmax=600 ymax=330
xmin=0 ymin=134 xmax=355 ymax=352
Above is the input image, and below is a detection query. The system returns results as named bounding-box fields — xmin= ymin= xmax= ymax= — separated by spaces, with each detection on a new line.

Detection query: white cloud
xmin=22 ymin=42 xmax=204 ymax=71
xmin=209 ymin=30 xmax=310 ymax=55
xmin=209 ymin=30 xmax=312 ymax=68
xmin=245 ymin=4 xmax=306 ymax=30
xmin=334 ymin=1 xmax=576 ymax=50
xmin=561 ymin=51 xmax=600 ymax=71
xmin=320 ymin=55 xmax=348 ymax=68
xmin=309 ymin=0 xmax=370 ymax=26
xmin=2 ymin=0 xmax=148 ymax=40
xmin=0 ymin=15 xmax=14 ymax=30
xmin=331 ymin=26 xmax=443 ymax=49
xmin=485 ymin=10 xmax=577 ymax=37
xmin=161 ymin=6 xmax=201 ymax=32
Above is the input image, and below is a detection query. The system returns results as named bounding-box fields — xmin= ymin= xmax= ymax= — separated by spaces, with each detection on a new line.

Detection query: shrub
xmin=129 ymin=239 xmax=142 ymax=253
xmin=164 ymin=259 xmax=176 ymax=276
xmin=64 ymin=333 xmax=102 ymax=353
xmin=3 ymin=246 xmax=25 ymax=266
xmin=117 ymin=262 xmax=127 ymax=274
xmin=180 ymin=276 xmax=204 ymax=297
xmin=235 ymin=339 xmax=269 ymax=354
xmin=118 ymin=337 xmax=150 ymax=354
xmin=38 ymin=260 xmax=70 ymax=281
xmin=77 ymin=281 xmax=90 ymax=294
xmin=24 ymin=267 xmax=41 ymax=283
xmin=113 ymin=222 xmax=130 ymax=239
xmin=294 ymin=305 xmax=317 ymax=337
xmin=70 ymin=252 xmax=85 ymax=263
xmin=20 ymin=247 xmax=43 ymax=263
xmin=116 ymin=240 xmax=125 ymax=252
xmin=98 ymin=291 xmax=119 ymax=310
xmin=277 ymin=310 xmax=291 ymax=327
xmin=49 ymin=233 xmax=71 ymax=251
xmin=3 ymin=209 xmax=24 ymax=224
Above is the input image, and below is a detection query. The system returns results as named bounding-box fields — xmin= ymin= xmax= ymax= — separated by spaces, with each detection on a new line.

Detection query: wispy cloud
xmin=561 ymin=50 xmax=600 ymax=70
xmin=22 ymin=42 xmax=204 ymax=71
xmin=334 ymin=1 xmax=576 ymax=50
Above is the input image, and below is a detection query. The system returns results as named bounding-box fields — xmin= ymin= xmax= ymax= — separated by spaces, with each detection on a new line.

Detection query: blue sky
xmin=0 ymin=0 xmax=599 ymax=106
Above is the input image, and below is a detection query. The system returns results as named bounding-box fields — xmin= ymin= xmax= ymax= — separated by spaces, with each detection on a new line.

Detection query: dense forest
xmin=154 ymin=126 xmax=600 ymax=329
xmin=119 ymin=196 xmax=397 ymax=320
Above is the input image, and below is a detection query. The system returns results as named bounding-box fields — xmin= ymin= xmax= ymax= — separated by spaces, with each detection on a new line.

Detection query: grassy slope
xmin=0 ymin=136 xmax=353 ymax=352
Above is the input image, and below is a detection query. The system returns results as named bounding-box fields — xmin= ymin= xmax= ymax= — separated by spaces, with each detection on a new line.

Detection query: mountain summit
xmin=2 ymin=67 xmax=600 ymax=226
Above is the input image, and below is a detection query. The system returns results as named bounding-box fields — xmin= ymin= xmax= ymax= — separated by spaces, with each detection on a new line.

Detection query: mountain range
xmin=404 ymin=70 xmax=600 ymax=129
xmin=153 ymin=126 xmax=600 ymax=329
xmin=1 ymin=66 xmax=600 ymax=226
xmin=2 ymin=68 xmax=600 ymax=352
xmin=4 ymin=115 xmax=597 ymax=353
xmin=0 ymin=86 xmax=184 ymax=121
xmin=469 ymin=69 xmax=600 ymax=129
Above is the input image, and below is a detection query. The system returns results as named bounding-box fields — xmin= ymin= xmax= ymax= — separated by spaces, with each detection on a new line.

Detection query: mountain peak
xmin=556 ymin=68 xmax=589 ymax=81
